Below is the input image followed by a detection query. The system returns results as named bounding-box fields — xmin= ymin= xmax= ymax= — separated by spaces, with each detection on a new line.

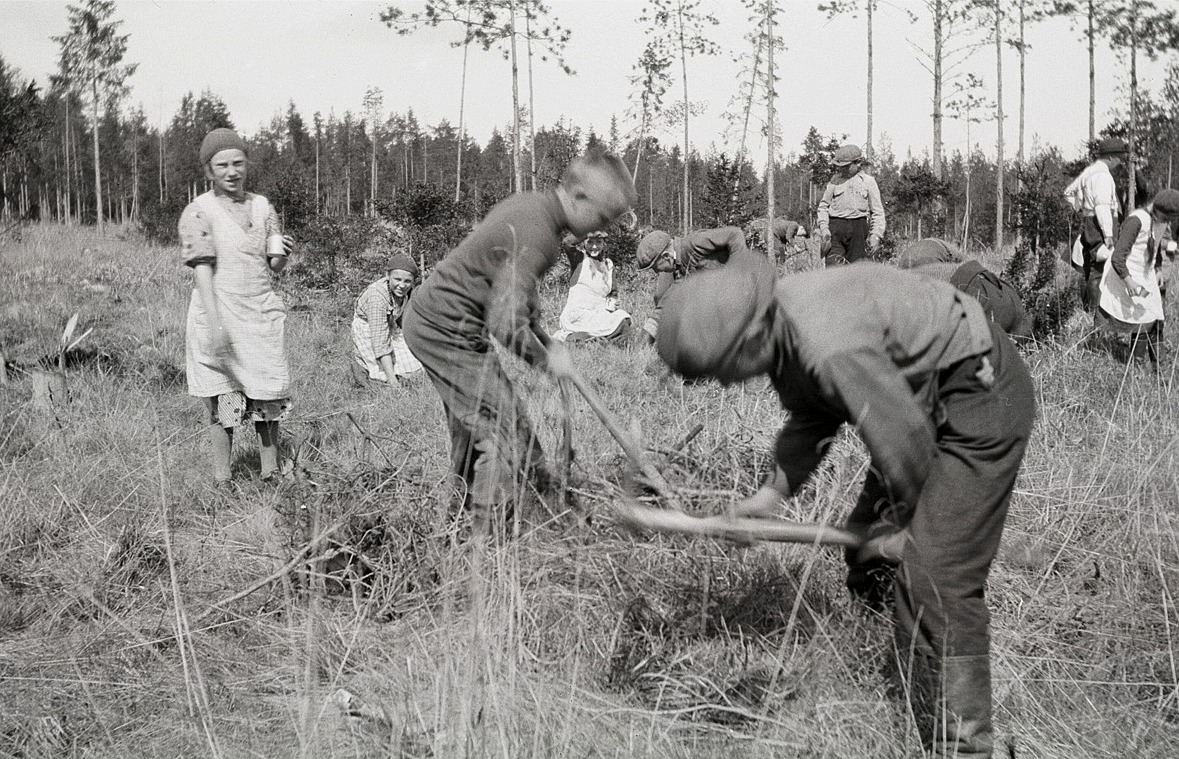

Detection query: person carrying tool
xmin=655 ymin=254 xmax=1036 ymax=759
xmin=634 ymin=225 xmax=754 ymax=343
xmin=402 ymin=150 xmax=635 ymax=533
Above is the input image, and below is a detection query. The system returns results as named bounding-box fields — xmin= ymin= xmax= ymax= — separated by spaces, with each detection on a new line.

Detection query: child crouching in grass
xmin=181 ymin=128 xmax=294 ymax=483
xmin=351 ymin=252 xmax=424 ymax=384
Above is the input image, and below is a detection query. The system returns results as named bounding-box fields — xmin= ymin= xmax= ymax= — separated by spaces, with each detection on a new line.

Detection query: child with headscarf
xmin=351 ymin=252 xmax=424 ymax=384
xmin=180 ymin=128 xmax=294 ymax=483
xmin=1098 ymin=188 xmax=1179 ymax=369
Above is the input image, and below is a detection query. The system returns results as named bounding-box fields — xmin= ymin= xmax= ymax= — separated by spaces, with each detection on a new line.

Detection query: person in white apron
xmin=351 ymin=252 xmax=424 ymax=383
xmin=180 ymin=128 xmax=294 ymax=483
xmin=552 ymin=231 xmax=632 ymax=344
xmin=1098 ymin=188 xmax=1179 ymax=370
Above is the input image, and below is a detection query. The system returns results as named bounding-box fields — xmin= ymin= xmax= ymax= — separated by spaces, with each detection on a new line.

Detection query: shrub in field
xmin=295 ymin=213 xmax=379 ymax=286
xmin=1004 ymin=151 xmax=1080 ymax=339
xmin=376 ymin=182 xmax=473 ymax=269
xmin=137 ymin=195 xmax=188 ymax=244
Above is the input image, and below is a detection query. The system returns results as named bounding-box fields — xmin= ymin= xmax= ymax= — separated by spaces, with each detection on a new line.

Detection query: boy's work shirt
xmin=817 ymin=172 xmax=886 ymax=239
xmin=764 ymin=264 xmax=992 ymax=512
xmin=410 ymin=190 xmax=568 ymax=368
xmin=654 ymin=226 xmax=752 ymax=306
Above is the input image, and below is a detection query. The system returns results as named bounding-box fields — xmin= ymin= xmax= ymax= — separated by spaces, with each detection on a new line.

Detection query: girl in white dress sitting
xmin=553 ymin=232 xmax=632 ymax=344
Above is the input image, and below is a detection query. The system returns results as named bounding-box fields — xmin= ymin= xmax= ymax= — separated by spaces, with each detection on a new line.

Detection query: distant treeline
xmin=3 ymin=56 xmax=1179 ymax=258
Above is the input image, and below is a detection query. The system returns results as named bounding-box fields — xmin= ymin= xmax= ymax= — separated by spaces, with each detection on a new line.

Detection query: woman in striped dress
xmin=351 ymin=252 xmax=424 ymax=384
xmin=180 ymin=128 xmax=294 ymax=483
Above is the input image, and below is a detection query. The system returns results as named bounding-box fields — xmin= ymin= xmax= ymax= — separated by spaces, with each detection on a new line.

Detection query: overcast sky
xmin=2 ymin=0 xmax=1173 ymax=165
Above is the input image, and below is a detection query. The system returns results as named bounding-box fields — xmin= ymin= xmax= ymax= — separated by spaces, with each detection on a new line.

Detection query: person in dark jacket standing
xmin=403 ymin=151 xmax=636 ymax=532
xmin=634 ymin=225 xmax=754 ymax=343
xmin=655 ymin=255 xmax=1036 ymax=759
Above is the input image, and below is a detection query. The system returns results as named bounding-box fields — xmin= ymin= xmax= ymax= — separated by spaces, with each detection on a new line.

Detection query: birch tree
xmin=381 ymin=0 xmax=572 ymax=195
xmin=909 ymin=0 xmax=979 ymax=179
xmin=640 ymin=0 xmax=722 ymax=233
xmin=1100 ymin=0 xmax=1179 ymax=208
xmin=818 ymin=1 xmax=876 ymax=160
xmin=362 ymin=87 xmax=383 ymax=212
xmin=53 ymin=0 xmax=136 ymax=232
xmin=627 ymin=41 xmax=672 ymax=178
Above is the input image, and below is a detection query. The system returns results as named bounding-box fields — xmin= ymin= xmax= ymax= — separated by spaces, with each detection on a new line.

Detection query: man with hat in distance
xmin=402 ymin=149 xmax=636 ymax=533
xmin=896 ymin=238 xmax=1034 ymax=341
xmin=1064 ymin=136 xmax=1128 ymax=316
xmin=655 ymin=254 xmax=1036 ymax=759
xmin=633 ymin=225 xmax=756 ymax=344
xmin=817 ymin=143 xmax=886 ymax=266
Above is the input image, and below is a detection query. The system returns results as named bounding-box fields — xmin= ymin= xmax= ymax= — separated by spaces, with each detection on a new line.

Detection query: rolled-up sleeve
xmin=1110 ymin=214 xmax=1143 ymax=282
xmin=817 ymin=184 xmax=834 ymax=229
xmin=179 ymin=204 xmax=216 ymax=268
xmin=867 ymin=177 xmax=886 ymax=239
xmin=359 ymin=284 xmax=395 ymax=359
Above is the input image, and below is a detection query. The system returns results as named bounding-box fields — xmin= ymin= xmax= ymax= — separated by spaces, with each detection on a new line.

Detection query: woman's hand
xmin=207 ymin=316 xmax=233 ymax=358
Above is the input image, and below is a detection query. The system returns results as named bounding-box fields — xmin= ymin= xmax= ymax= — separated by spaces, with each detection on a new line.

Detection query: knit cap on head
xmin=636 ymin=230 xmax=673 ymax=270
xmin=896 ymin=238 xmax=958 ymax=269
xmin=199 ymin=128 xmax=248 ymax=167
xmin=1096 ymin=137 xmax=1128 ymax=156
xmin=656 ymin=257 xmax=776 ymax=379
xmin=387 ymin=252 xmax=419 ymax=278
xmin=833 ymin=144 xmax=863 ymax=166
xmin=1153 ymin=188 xmax=1179 ymax=217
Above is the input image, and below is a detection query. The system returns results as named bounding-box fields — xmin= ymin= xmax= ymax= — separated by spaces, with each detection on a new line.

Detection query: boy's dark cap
xmin=1096 ymin=137 xmax=1128 ymax=156
xmin=832 ymin=144 xmax=863 ymax=166
xmin=895 ymin=238 xmax=959 ymax=269
xmin=656 ymin=258 xmax=776 ymax=379
xmin=1154 ymin=189 xmax=1179 ymax=216
xmin=636 ymin=230 xmax=673 ymax=270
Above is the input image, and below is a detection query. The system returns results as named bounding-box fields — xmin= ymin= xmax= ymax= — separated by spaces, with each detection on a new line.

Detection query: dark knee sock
xmin=256 ymin=421 xmax=280 ymax=477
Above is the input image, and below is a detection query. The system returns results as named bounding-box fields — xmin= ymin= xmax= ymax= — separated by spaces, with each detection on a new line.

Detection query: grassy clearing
xmin=1 ymin=223 xmax=1177 ymax=758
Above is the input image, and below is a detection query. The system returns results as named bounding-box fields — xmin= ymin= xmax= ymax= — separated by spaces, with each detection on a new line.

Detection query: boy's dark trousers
xmin=845 ymin=323 xmax=1036 ymax=758
xmin=825 ymin=216 xmax=870 ymax=266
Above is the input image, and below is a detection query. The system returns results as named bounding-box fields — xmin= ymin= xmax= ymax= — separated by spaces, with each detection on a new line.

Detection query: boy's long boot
xmin=210 ymin=425 xmax=234 ymax=482
xmin=937 ymin=655 xmax=994 ymax=758
xmin=908 ymin=652 xmax=994 ymax=759
xmin=257 ymin=421 xmax=280 ymax=480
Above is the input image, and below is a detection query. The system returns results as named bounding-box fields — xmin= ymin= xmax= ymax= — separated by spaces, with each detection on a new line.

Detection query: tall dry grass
xmin=0 ymin=223 xmax=1176 ymax=757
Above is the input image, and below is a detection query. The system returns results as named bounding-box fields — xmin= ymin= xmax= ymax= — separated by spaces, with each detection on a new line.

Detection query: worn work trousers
xmin=402 ymin=306 xmax=550 ymax=527
xmin=825 ymin=216 xmax=870 ymax=267
xmin=845 ymin=322 xmax=1036 ymax=758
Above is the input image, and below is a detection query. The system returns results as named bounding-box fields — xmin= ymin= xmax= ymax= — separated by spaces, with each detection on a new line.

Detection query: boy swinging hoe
xmin=654 ymin=255 xmax=1036 ymax=759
